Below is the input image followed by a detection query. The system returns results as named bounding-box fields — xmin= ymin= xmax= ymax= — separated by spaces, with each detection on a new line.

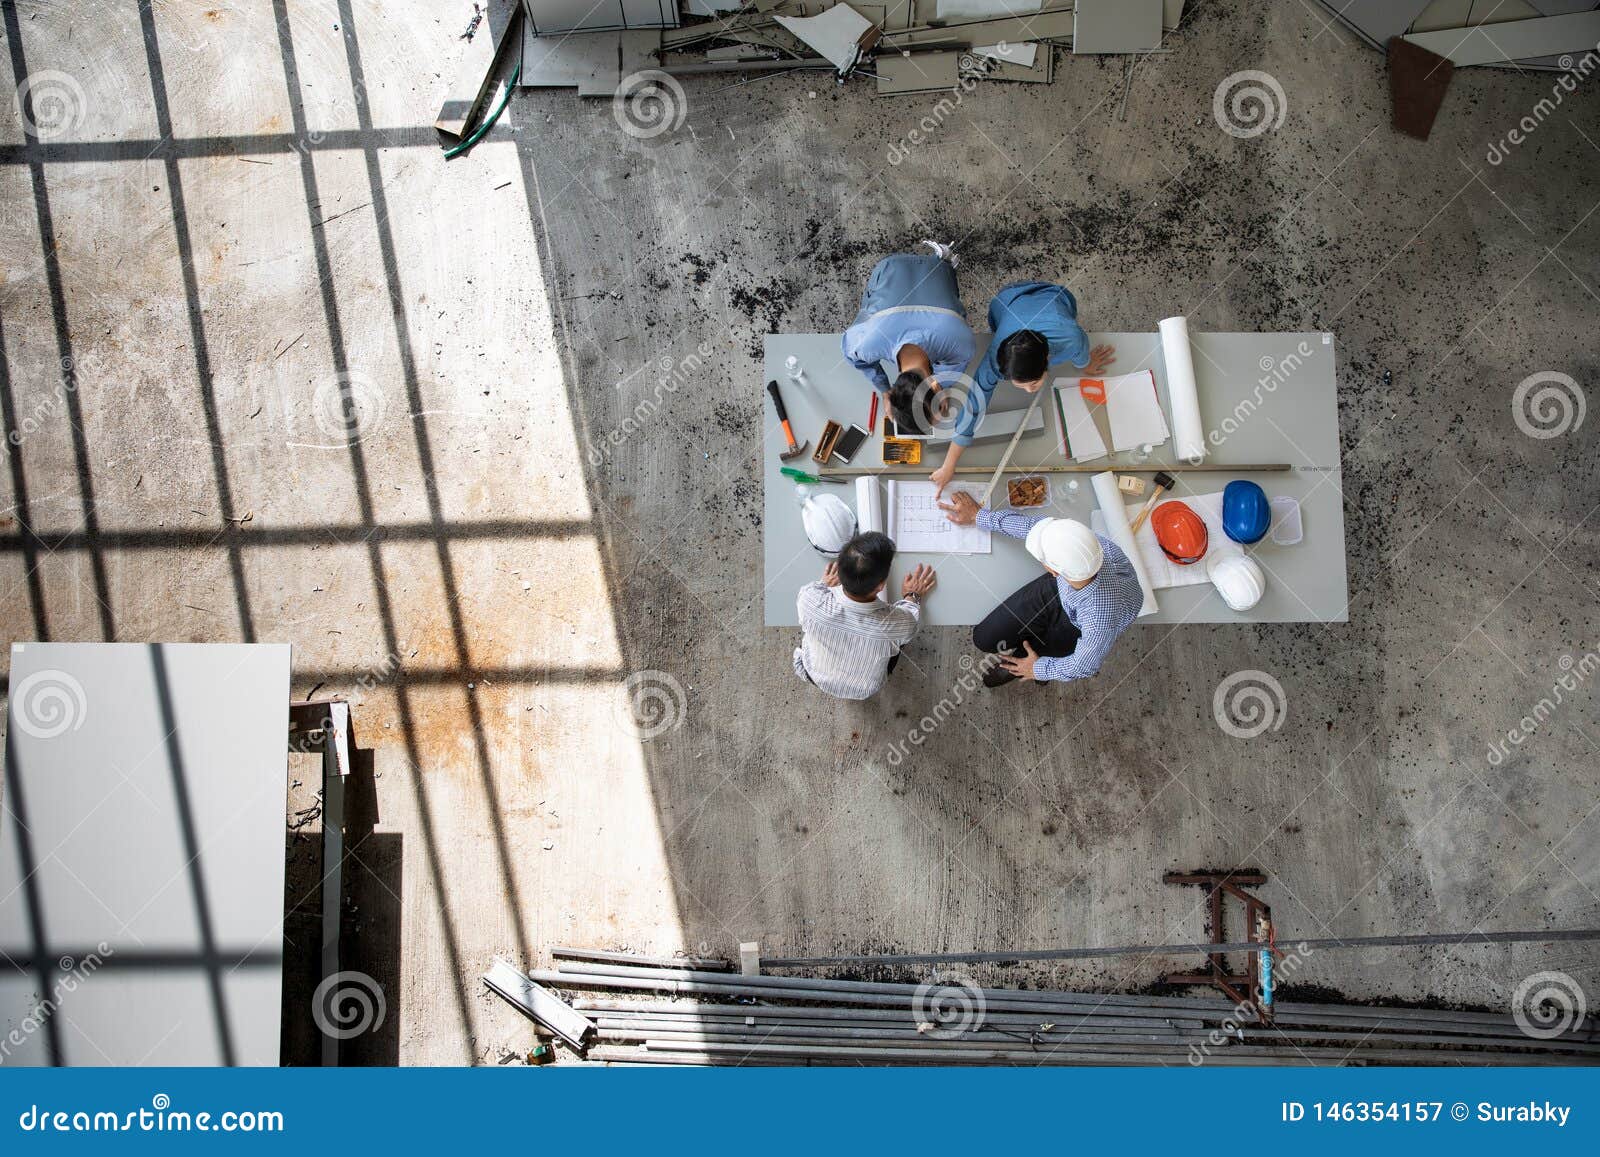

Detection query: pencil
xmin=868 ymin=391 xmax=879 ymax=432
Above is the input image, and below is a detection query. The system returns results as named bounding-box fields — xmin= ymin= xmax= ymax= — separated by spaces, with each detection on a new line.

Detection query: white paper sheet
xmin=856 ymin=476 xmax=885 ymax=535
xmin=1159 ymin=316 xmax=1207 ymax=463
xmin=1091 ymin=471 xmax=1158 ymax=616
xmin=1052 ymin=379 xmax=1108 ymax=461
xmin=888 ymin=480 xmax=991 ymax=554
xmin=1102 ymin=369 xmax=1170 ymax=452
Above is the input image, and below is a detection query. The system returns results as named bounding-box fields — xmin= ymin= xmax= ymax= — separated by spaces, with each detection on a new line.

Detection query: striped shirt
xmin=793 ymin=583 xmax=922 ymax=700
xmin=976 ymin=509 xmax=1143 ymax=683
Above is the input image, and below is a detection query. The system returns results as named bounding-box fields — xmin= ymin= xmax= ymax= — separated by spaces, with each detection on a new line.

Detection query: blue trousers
xmin=853 ymin=254 xmax=964 ymax=326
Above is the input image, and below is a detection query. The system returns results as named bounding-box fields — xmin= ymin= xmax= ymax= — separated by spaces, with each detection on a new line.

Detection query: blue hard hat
xmin=1222 ymin=480 xmax=1272 ymax=545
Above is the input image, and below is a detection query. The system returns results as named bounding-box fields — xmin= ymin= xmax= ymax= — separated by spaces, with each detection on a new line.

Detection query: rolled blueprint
xmin=1091 ymin=470 xmax=1159 ymax=617
xmin=855 ymin=476 xmax=884 ymax=535
xmin=1158 ymin=316 xmax=1206 ymax=464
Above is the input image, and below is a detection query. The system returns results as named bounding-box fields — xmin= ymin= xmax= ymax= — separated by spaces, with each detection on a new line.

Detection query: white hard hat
xmin=1208 ymin=553 xmax=1265 ymax=611
xmin=801 ymin=493 xmax=857 ymax=557
xmin=1025 ymin=518 xmax=1103 ymax=582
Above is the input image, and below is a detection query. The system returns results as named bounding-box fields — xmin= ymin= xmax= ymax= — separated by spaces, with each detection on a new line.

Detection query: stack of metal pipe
xmin=524 ymin=951 xmax=1600 ymax=1067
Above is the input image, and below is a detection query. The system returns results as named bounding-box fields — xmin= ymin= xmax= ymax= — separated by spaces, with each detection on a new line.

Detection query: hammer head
xmin=779 ymin=439 xmax=810 ymax=462
xmin=1152 ymin=470 xmax=1177 ymax=492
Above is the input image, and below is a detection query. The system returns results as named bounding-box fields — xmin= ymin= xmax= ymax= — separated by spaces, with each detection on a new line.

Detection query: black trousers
xmin=973 ymin=573 xmax=1081 ymax=660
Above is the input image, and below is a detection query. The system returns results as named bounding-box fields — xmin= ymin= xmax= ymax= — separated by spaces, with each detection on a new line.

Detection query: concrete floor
xmin=1 ymin=1 xmax=1596 ymax=1064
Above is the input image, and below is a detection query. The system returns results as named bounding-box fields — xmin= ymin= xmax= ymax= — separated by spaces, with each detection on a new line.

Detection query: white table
xmin=762 ymin=331 xmax=1348 ymax=627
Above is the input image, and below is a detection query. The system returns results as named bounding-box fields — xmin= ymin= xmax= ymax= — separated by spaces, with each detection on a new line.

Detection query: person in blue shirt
xmin=930 ymin=281 xmax=1116 ymax=495
xmin=841 ymin=243 xmax=976 ymax=437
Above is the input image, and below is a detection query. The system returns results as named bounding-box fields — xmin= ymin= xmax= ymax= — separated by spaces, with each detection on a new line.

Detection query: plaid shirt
xmin=976 ymin=508 xmax=1143 ymax=682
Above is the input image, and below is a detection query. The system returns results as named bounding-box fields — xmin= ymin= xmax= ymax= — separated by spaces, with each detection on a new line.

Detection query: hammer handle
xmin=766 ymin=380 xmax=799 ymax=450
xmin=1128 ymin=486 xmax=1167 ymax=534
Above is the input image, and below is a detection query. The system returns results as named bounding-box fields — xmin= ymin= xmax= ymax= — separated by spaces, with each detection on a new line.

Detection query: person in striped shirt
xmin=938 ymin=492 xmax=1142 ymax=689
xmin=793 ymin=532 xmax=937 ymax=700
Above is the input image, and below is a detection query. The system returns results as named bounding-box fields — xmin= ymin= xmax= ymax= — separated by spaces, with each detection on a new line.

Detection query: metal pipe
xmin=544 ymin=961 xmax=1586 ymax=1036
xmin=551 ymin=946 xmax=732 ymax=972
xmin=541 ymin=970 xmax=1593 ymax=1042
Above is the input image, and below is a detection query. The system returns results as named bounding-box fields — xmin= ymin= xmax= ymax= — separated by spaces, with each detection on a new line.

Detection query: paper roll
xmin=855 ymin=477 xmax=884 ymax=536
xmin=1158 ymin=316 xmax=1206 ymax=464
xmin=1091 ymin=470 xmax=1159 ymax=617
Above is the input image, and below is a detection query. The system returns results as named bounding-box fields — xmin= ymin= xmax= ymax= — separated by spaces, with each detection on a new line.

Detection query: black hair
xmin=997 ymin=329 xmax=1049 ymax=384
xmin=889 ymin=369 xmax=936 ymax=435
xmin=837 ymin=531 xmax=895 ymax=598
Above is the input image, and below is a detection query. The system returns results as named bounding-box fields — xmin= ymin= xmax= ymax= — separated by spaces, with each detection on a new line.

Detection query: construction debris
xmin=510 ymin=0 xmax=1096 ymax=104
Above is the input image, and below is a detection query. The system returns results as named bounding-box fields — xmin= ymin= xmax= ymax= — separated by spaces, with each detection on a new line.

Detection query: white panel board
xmin=1403 ymin=11 xmax=1600 ymax=63
xmin=0 ymin=643 xmax=292 ymax=1066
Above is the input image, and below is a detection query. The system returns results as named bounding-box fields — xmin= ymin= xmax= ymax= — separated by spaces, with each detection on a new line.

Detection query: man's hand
xmin=937 ymin=490 xmax=981 ymax=526
xmin=1083 ymin=343 xmax=1117 ymax=376
xmin=823 ymin=561 xmax=840 ymax=587
xmin=901 ymin=563 xmax=936 ymax=599
xmin=998 ymin=640 xmax=1039 ymax=680
xmin=929 ymin=458 xmax=956 ymax=497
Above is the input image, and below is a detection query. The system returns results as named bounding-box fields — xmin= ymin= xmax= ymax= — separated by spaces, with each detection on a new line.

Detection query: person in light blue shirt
xmin=841 ymin=243 xmax=976 ymax=437
xmin=930 ymin=281 xmax=1116 ymax=494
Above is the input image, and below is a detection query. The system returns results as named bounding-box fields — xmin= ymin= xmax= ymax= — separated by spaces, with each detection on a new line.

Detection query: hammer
xmin=766 ymin=379 xmax=809 ymax=462
xmin=1128 ymin=470 xmax=1177 ymax=534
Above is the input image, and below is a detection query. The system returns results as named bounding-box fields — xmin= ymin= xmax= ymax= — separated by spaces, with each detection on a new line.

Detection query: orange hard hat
xmin=1152 ymin=501 xmax=1208 ymax=565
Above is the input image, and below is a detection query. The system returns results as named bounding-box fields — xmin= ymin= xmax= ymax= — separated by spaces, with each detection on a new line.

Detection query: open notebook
xmin=856 ymin=478 xmax=991 ymax=555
